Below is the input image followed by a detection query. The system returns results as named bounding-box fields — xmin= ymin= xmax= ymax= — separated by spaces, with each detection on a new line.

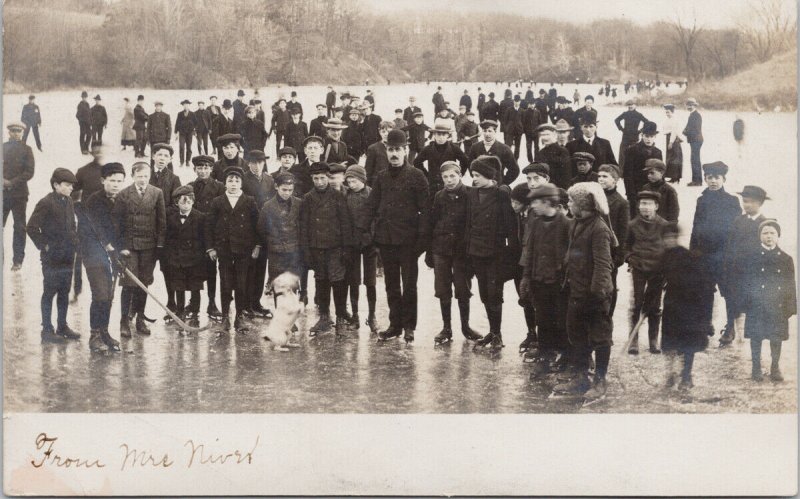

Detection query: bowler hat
xmin=181 ymin=99 xmax=191 ymax=105
xmin=222 ymin=99 xmax=233 ymax=109
xmin=513 ymin=95 xmax=521 ymax=102
xmin=237 ymin=90 xmax=245 ymax=97
xmin=480 ymin=119 xmax=499 ymax=130
xmin=640 ymin=121 xmax=659 ymax=135
xmin=738 ymin=185 xmax=770 ymax=202
xmin=386 ymin=129 xmax=407 ymax=148
xmin=248 ymin=150 xmax=267 ymax=162
xmin=310 ymin=162 xmax=331 ymax=175
xmin=663 ymin=104 xmax=675 ymax=112
xmin=151 ymin=143 xmax=174 ymax=155
xmin=217 ymin=133 xmax=241 ymax=147
xmin=528 ymin=183 xmax=559 ymax=200
xmin=644 ymin=159 xmax=666 ymax=172
xmin=191 ymin=155 xmax=215 ymax=167
xmin=274 ymin=171 xmax=295 ymax=186
xmin=702 ymin=161 xmax=728 ymax=176
xmin=323 ymin=118 xmax=348 ymax=130
xmin=522 ymin=162 xmax=550 ymax=177
xmin=223 ymin=166 xmax=244 ymax=179
xmin=555 ymin=119 xmax=572 ymax=132
xmin=172 ymin=184 xmax=194 ymax=199
xmin=101 ymin=162 xmax=126 ymax=177
xmin=470 ymin=156 xmax=500 ymax=180
xmin=278 ymin=146 xmax=298 ymax=157
xmin=51 ymin=168 xmax=78 ymax=185
xmin=572 ymin=151 xmax=595 ymax=163
xmin=81 ymin=91 xmax=88 ymax=98
xmin=488 ymin=92 xmax=495 ymax=98
xmin=637 ymin=190 xmax=661 ymax=203
xmin=556 ymin=96 xmax=570 ymax=104
xmin=94 ymin=94 xmax=102 ymax=100
xmin=6 ymin=121 xmax=26 ymax=132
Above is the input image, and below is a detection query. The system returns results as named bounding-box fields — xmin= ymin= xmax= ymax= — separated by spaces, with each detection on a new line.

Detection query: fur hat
xmin=567 ymin=181 xmax=609 ymax=215
xmin=345 ymin=164 xmax=367 ymax=184
xmin=470 ymin=155 xmax=500 ymax=180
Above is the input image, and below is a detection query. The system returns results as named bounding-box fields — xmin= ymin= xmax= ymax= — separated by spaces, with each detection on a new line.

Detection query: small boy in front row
xmin=344 ymin=164 xmax=379 ymax=333
xmin=165 ymin=185 xmax=207 ymax=328
xmin=743 ymin=220 xmax=796 ymax=382
xmin=26 ymin=168 xmax=81 ymax=344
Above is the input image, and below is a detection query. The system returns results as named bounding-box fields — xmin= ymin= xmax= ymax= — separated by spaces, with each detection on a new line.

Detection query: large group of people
xmin=3 ymin=83 xmax=796 ymax=403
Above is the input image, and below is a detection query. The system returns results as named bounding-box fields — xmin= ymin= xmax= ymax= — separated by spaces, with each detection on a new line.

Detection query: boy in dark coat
xmin=212 ymin=134 xmax=246 ymax=182
xmin=364 ymin=121 xmax=393 ymax=187
xmin=535 ymin=123 xmax=571 ymax=189
xmin=285 ymin=110 xmax=308 ymax=162
xmin=554 ymin=182 xmax=616 ymax=401
xmin=239 ymin=106 xmax=268 ymax=162
xmin=300 ymin=162 xmax=355 ymax=336
xmin=467 ymin=120 xmax=520 ymax=186
xmin=626 ymin=190 xmax=670 ymax=354
xmin=465 ymin=156 xmax=520 ymax=350
xmin=147 ymin=101 xmax=171 ymax=148
xmin=242 ymin=150 xmax=275 ymax=318
xmin=193 ymin=101 xmax=211 ymax=156
xmin=622 ymin=121 xmax=663 ymax=216
xmin=459 ymin=111 xmax=480 ymax=153
xmin=133 ymin=95 xmax=148 ymax=158
xmin=360 ymin=105 xmax=383 ymax=148
xmin=720 ymin=185 xmax=769 ymax=346
xmin=258 ymin=172 xmax=303 ymax=293
xmin=174 ymin=100 xmax=195 ymax=167
xmin=427 ymin=161 xmax=482 ymax=344
xmin=613 ymin=101 xmax=648 ymax=170
xmin=402 ymin=112 xmax=430 ymax=165
xmin=569 ymin=151 xmax=598 ymax=186
xmin=78 ymin=162 xmax=125 ymax=352
xmin=342 ymin=108 xmax=365 ymax=160
xmin=21 ymin=95 xmax=42 ymax=151
xmin=292 ymin=136 xmax=325 ymax=198
xmin=113 ymin=162 xmax=166 ymax=337
xmin=269 ymin=99 xmax=291 ymax=156
xmin=743 ymin=220 xmax=796 ymax=382
xmin=165 ymin=185 xmax=207 ymax=326
xmin=413 ymin=124 xmax=470 ymax=195
xmin=188 ymin=155 xmax=225 ymax=320
xmin=597 ymin=164 xmax=629 ymax=315
xmin=641 ymin=159 xmax=679 ymax=222
xmin=90 ymin=95 xmax=108 ymax=147
xmin=309 ymin=104 xmax=329 ymax=138
xmin=661 ymin=223 xmax=712 ymax=391
xmin=205 ymin=166 xmax=261 ymax=333
xmin=689 ymin=161 xmax=742 ymax=340
xmin=510 ymin=183 xmax=538 ymax=352
xmin=519 ymin=183 xmax=571 ymax=369
xmin=27 ymin=168 xmax=81 ymax=343
xmin=150 ymin=143 xmax=182 ymax=318
xmin=566 ymin=116 xmax=617 ymax=176
xmin=344 ymin=165 xmax=379 ymax=333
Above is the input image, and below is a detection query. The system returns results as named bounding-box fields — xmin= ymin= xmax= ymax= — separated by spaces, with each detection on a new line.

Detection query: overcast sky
xmin=366 ymin=0 xmax=793 ymax=29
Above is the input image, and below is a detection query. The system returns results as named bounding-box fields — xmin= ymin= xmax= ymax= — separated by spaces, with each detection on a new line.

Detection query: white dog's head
xmin=271 ymin=272 xmax=300 ymax=296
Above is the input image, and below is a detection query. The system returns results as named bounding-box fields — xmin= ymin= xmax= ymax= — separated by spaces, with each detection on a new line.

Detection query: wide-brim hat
xmin=323 ymin=118 xmax=348 ymax=130
xmin=554 ymin=119 xmax=572 ymax=132
xmin=181 ymin=99 xmax=191 ymax=105
xmin=738 ymin=185 xmax=770 ymax=202
xmin=222 ymin=99 xmax=233 ymax=109
xmin=6 ymin=121 xmax=26 ymax=132
xmin=686 ymin=97 xmax=699 ymax=106
xmin=430 ymin=123 xmax=451 ymax=134
xmin=536 ymin=123 xmax=556 ymax=133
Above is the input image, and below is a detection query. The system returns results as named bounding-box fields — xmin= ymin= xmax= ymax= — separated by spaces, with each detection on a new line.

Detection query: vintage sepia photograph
xmin=2 ymin=0 xmax=798 ymax=495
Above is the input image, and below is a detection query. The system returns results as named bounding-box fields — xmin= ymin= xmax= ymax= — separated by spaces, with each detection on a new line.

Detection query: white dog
xmin=261 ymin=272 xmax=303 ymax=351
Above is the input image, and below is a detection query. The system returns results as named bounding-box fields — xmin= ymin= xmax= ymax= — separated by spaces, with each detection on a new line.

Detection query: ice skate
xmin=434 ymin=327 xmax=453 ymax=345
xmin=377 ymin=326 xmax=402 ymax=342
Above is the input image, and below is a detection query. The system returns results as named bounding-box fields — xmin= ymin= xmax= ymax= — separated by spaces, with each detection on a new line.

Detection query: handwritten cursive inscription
xmin=31 ymin=433 xmax=105 ymax=468
xmin=119 ymin=443 xmax=174 ymax=471
xmin=185 ymin=436 xmax=259 ymax=468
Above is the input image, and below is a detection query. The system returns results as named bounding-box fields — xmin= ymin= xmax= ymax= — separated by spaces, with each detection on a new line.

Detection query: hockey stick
xmin=623 ymin=312 xmax=648 ymax=353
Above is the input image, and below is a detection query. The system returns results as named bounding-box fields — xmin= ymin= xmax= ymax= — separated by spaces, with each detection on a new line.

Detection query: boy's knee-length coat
xmin=743 ymin=246 xmax=797 ymax=341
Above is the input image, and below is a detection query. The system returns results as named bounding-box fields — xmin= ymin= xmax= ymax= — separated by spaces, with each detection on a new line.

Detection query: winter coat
xmin=361 ymin=114 xmax=382 ymax=147
xmin=481 ymin=99 xmax=500 ymax=122
xmin=342 ymin=120 xmax=365 ymax=159
xmin=428 ymin=183 xmax=470 ymax=256
xmin=626 ymin=215 xmax=670 ymax=273
xmin=2 ymin=140 xmax=35 ymax=200
xmin=721 ymin=213 xmax=766 ymax=303
xmin=205 ymin=193 xmax=260 ymax=257
xmin=550 ymin=107 xmax=575 ymax=127
xmin=148 ymin=111 xmax=171 ymax=144
xmin=403 ymin=106 xmax=422 ymax=125
xmin=641 ymin=179 xmax=679 ymax=222
xmin=326 ymin=91 xmax=337 ymax=108
xmin=323 ymin=138 xmax=350 ymax=164
xmin=113 ymin=184 xmax=167 ymax=251
xmin=77 ymin=190 xmax=118 ymax=267
xmin=567 ymin=135 xmax=617 ymax=176
xmin=26 ymin=192 xmax=77 ymax=266
xmin=365 ymin=141 xmax=391 ymax=187
xmin=133 ymin=104 xmax=148 ymax=131
xmin=258 ymin=195 xmax=302 ymax=254
xmin=603 ymin=188 xmax=630 ymax=268
xmin=465 ymin=185 xmax=519 ymax=259
xmin=240 ymin=118 xmax=268 ymax=154
xmin=121 ymin=106 xmax=136 ymax=141
xmin=573 ymin=106 xmax=598 ymax=130
xmin=394 ymin=118 xmax=408 ymax=131
xmin=284 ymin=120 xmax=307 ymax=155
xmin=165 ymin=207 xmax=207 ymax=268
xmin=289 ymin=159 xmax=314 ymax=197
xmin=522 ymin=212 xmax=571 ymax=284
xmin=498 ymin=98 xmax=513 ymax=130
xmin=242 ymin=171 xmax=275 ymax=209
xmin=570 ymin=171 xmax=598 ymax=186
xmin=193 ymin=108 xmax=210 ymax=133
xmin=502 ymin=106 xmax=524 ymax=136
xmin=661 ymin=246 xmax=713 ymax=352
xmin=299 ymin=187 xmax=354 ymax=250
xmin=90 ymin=104 xmax=108 ymax=128
xmin=689 ymin=187 xmax=741 ymax=276
xmin=459 ymin=94 xmax=472 ymax=111
xmin=614 ymin=109 xmax=648 ymax=143
xmin=346 ymin=186 xmax=373 ymax=248
xmin=522 ymin=107 xmax=544 ymax=136
xmin=743 ymin=246 xmax=796 ymax=341
xmin=286 ymin=100 xmax=303 ymax=120
xmin=150 ymin=166 xmax=182 ymax=208
xmin=309 ymin=116 xmax=327 ymax=138
xmin=270 ymin=108 xmax=290 ymax=134
xmin=213 ymin=114 xmax=235 ymax=143
xmin=683 ymin=110 xmax=703 ymax=143
xmin=623 ymin=141 xmax=663 ymax=194
xmin=21 ymin=103 xmax=41 ymax=127
xmin=432 ymin=92 xmax=446 ymax=114
xmin=360 ymin=163 xmax=430 ymax=246
xmin=175 ymin=110 xmax=196 ymax=134
xmin=188 ymin=177 xmax=225 ymax=213
xmin=467 ymin=140 xmax=520 ymax=185
xmin=535 ymin=143 xmax=571 ymax=189
xmin=413 ymin=141 xmax=470 ymax=193
xmin=76 ymin=100 xmax=91 ymax=124
xmin=212 ymin=156 xmax=246 ymax=183
xmin=566 ymin=214 xmax=615 ymax=300
xmin=232 ymin=99 xmax=247 ymax=128
xmin=403 ymin=123 xmax=430 ymax=152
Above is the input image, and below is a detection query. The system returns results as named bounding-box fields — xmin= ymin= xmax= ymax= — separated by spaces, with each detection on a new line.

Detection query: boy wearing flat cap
xmin=720 ymin=185 xmax=769 ymax=346
xmin=175 ymin=99 xmax=196 ymax=167
xmin=690 ymin=161 xmax=742 ymax=341
xmin=570 ymin=151 xmax=598 ymax=186
xmin=300 ymin=161 xmax=356 ymax=336
xmin=626 ymin=190 xmax=670 ymax=355
xmin=641 ymin=158 xmax=679 ymax=222
xmin=427 ymin=161 xmax=482 ymax=345
xmin=258 ymin=171 xmax=304 ymax=296
xmin=566 ymin=115 xmax=617 ymax=177
xmin=414 ymin=123 xmax=470 ymax=195
xmin=509 ymin=182 xmax=538 ymax=353
xmin=165 ymin=185 xmax=207 ymax=327
xmin=78 ymin=162 xmax=126 ymax=352
xmin=148 ymin=101 xmax=171 ymax=149
xmin=27 ymin=168 xmax=81 ymax=344
xmin=402 ymin=112 xmax=429 ymax=166
xmin=205 ymin=166 xmax=262 ymax=333
xmin=597 ymin=164 xmax=629 ymax=315
xmin=534 ymin=123 xmax=571 ymax=189
xmin=622 ymin=121 xmax=662 ymax=217
xmin=212 ymin=134 xmax=246 ymax=182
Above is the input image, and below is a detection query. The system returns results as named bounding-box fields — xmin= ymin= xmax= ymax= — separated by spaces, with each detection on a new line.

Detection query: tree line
xmin=3 ymin=0 xmax=795 ymax=91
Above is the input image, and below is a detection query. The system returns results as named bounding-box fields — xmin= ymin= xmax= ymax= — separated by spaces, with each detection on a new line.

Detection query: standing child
xmin=258 ymin=172 xmax=303 ymax=295
xmin=597 ymin=164 xmax=629 ymax=316
xmin=26 ymin=168 xmax=81 ymax=343
xmin=661 ymin=223 xmax=712 ymax=391
xmin=344 ymin=165 xmax=379 ymax=333
xmin=285 ymin=110 xmax=309 ymax=162
xmin=641 ymin=159 xmax=679 ymax=222
xmin=165 ymin=185 xmax=207 ymax=327
xmin=403 ymin=111 xmax=430 ymax=166
xmin=328 ymin=163 xmax=348 ymax=192
xmin=510 ymin=183 xmax=538 ymax=352
xmin=569 ymin=152 xmax=598 ymax=186
xmin=393 ymin=109 xmax=407 ymax=131
xmin=274 ymin=147 xmax=297 ymax=176
xmin=626 ymin=190 xmax=670 ymax=354
xmin=459 ymin=111 xmax=479 ymax=153
xmin=743 ymin=220 xmax=796 ymax=382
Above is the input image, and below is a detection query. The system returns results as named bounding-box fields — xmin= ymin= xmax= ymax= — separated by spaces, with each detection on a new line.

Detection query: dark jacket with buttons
xmin=76 ymin=100 xmax=91 ymax=124
xmin=623 ymin=141 xmax=662 ymax=194
xmin=522 ymin=212 xmax=571 ymax=284
xmin=361 ymin=114 xmax=383 ymax=147
xmin=188 ymin=177 xmax=225 ymax=213
xmin=242 ymin=170 xmax=275 ymax=209
xmin=212 ymin=156 xmax=246 ymax=182
xmin=289 ymin=159 xmax=314 ymax=197
xmin=467 ymin=141 xmax=520 ymax=186
xmin=535 ymin=142 xmax=571 ymax=190
xmin=641 ymin=179 xmax=679 ymax=222
xmin=721 ymin=213 xmax=766 ymax=301
xmin=690 ymin=187 xmax=741 ymax=276
xmin=91 ymin=104 xmax=108 ymax=128
xmin=566 ymin=213 xmax=615 ymax=299
xmin=175 ymin=110 xmax=195 ymax=134
xmin=743 ymin=246 xmax=796 ymax=341
xmin=626 ymin=214 xmax=670 ymax=273
xmin=402 ymin=122 xmax=430 ymax=153
xmin=300 ymin=187 xmax=354 ymax=250
xmin=258 ymin=195 xmax=302 ymax=254
xmin=150 ymin=166 xmax=182 ymax=208
xmin=148 ymin=111 xmax=171 ymax=144
xmin=77 ymin=190 xmax=118 ymax=267
xmin=2 ymin=140 xmax=35 ymax=200
xmin=429 ymin=183 xmax=470 ymax=256
xmin=683 ymin=110 xmax=703 ymax=143
xmin=165 ymin=207 xmax=207 ymax=268
xmin=346 ymin=186 xmax=373 ymax=248
xmin=240 ymin=118 xmax=268 ymax=153
xmin=567 ymin=135 xmax=617 ymax=176
xmin=360 ymin=163 xmax=430 ymax=246
xmin=26 ymin=191 xmax=77 ymax=266
xmin=205 ymin=193 xmax=260 ymax=257
xmin=465 ymin=185 xmax=519 ymax=260
xmin=413 ymin=141 xmax=470 ymax=193
xmin=113 ymin=184 xmax=166 ymax=251
xmin=133 ymin=104 xmax=148 ymax=131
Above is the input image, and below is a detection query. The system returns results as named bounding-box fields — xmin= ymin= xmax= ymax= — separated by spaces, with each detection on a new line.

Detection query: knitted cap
xmin=470 ymin=155 xmax=500 ymax=180
xmin=567 ymin=181 xmax=609 ymax=215
xmin=345 ymin=164 xmax=367 ymax=184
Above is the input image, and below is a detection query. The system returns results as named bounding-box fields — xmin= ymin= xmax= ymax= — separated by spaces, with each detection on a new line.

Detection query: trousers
xmin=378 ymin=243 xmax=419 ymax=330
xmin=3 ymin=195 xmax=27 ymax=265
